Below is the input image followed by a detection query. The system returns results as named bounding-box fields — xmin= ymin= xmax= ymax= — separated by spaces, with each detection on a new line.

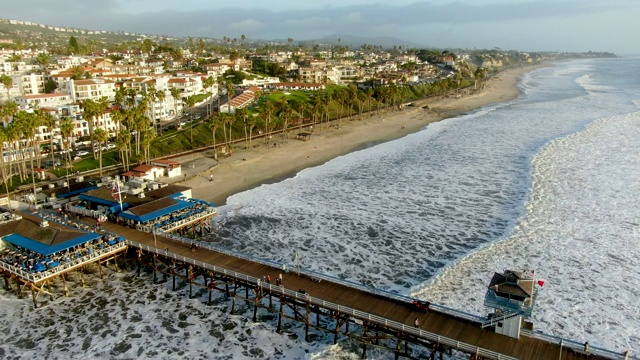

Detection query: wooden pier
xmin=97 ymin=220 xmax=623 ymax=360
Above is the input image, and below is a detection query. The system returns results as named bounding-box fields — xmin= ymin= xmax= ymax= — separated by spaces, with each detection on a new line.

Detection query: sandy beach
xmin=171 ymin=64 xmax=546 ymax=206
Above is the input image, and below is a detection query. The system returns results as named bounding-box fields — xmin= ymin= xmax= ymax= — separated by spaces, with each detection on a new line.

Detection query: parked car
xmin=76 ymin=150 xmax=89 ymax=157
xmin=43 ymin=159 xmax=61 ymax=168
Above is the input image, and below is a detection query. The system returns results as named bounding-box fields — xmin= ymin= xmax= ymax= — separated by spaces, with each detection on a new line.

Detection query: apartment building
xmin=62 ymin=78 xmax=116 ymax=102
xmin=14 ymin=93 xmax=72 ymax=109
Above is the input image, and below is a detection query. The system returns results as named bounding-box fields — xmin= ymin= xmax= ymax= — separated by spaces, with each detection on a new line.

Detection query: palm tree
xmin=296 ymin=102 xmax=307 ymax=128
xmin=225 ymin=111 xmax=235 ymax=153
xmin=132 ymin=110 xmax=150 ymax=156
xmin=365 ymin=87 xmax=374 ymax=115
xmin=183 ymin=96 xmax=197 ymax=147
xmin=4 ymin=122 xmax=22 ymax=184
xmin=203 ymin=76 xmax=215 ymax=118
xmin=0 ymin=74 xmax=13 ymax=100
xmin=116 ymin=128 xmax=132 ymax=171
xmin=141 ymin=127 xmax=156 ymax=164
xmin=0 ymin=127 xmax=11 ymax=200
xmin=247 ymin=115 xmax=257 ymax=150
xmin=93 ymin=128 xmax=108 ymax=176
xmin=18 ymin=111 xmax=41 ymax=208
xmin=38 ymin=110 xmax=57 ymax=165
xmin=79 ymin=99 xmax=100 ymax=156
xmin=311 ymin=99 xmax=321 ymax=130
xmin=208 ymin=116 xmax=220 ymax=159
xmin=170 ymin=87 xmax=182 ymax=119
xmin=59 ymin=116 xmax=75 ymax=176
xmin=10 ymin=111 xmax=29 ymax=183
xmin=154 ymin=89 xmax=166 ymax=134
xmin=262 ymin=101 xmax=275 ymax=143
xmin=236 ymin=108 xmax=250 ymax=149
xmin=226 ymin=81 xmax=234 ymax=106
xmin=97 ymin=96 xmax=111 ymax=132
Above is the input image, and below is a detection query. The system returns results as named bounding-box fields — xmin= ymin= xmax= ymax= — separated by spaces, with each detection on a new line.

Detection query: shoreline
xmin=176 ymin=64 xmax=548 ymax=206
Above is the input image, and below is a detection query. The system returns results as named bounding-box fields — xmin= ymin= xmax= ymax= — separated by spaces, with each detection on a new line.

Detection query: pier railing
xmin=127 ymin=240 xmax=517 ymax=360
xmin=521 ymin=330 xmax=635 ymax=360
xmin=156 ymin=232 xmax=485 ymax=324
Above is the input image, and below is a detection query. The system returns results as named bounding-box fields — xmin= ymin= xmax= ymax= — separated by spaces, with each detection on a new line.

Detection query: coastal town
xmin=0 ymin=17 xmax=615 ymax=207
xmin=0 ymin=16 xmax=631 ymax=360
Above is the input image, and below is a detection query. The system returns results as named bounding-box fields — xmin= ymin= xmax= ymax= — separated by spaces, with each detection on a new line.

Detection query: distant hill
xmin=1 ymin=17 xmax=429 ymax=51
xmin=305 ymin=34 xmax=426 ymax=49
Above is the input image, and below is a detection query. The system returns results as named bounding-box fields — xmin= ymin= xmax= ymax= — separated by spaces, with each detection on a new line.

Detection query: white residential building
xmin=62 ymin=78 xmax=116 ymax=102
xmin=13 ymin=73 xmax=46 ymax=96
xmin=14 ymin=93 xmax=72 ymax=109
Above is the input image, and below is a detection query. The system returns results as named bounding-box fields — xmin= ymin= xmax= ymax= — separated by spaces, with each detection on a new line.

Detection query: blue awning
xmin=3 ymin=232 xmax=102 ymax=256
xmin=117 ymin=200 xmax=194 ymax=223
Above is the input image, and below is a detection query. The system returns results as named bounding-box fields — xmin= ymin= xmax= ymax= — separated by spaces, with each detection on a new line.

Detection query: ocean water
xmin=1 ymin=58 xmax=639 ymax=358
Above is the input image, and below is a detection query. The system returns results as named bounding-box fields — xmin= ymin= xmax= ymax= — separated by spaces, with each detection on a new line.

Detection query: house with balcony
xmin=12 ymin=73 xmax=45 ymax=96
xmin=14 ymin=93 xmax=72 ymax=109
xmin=62 ymin=78 xmax=116 ymax=102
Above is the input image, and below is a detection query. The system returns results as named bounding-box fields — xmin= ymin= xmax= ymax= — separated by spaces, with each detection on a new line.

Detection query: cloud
xmin=1 ymin=1 xmax=638 ymax=52
xmin=228 ymin=19 xmax=264 ymax=32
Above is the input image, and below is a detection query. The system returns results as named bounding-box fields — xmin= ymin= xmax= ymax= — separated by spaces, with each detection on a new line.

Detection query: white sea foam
xmin=416 ymin=112 xmax=640 ymax=353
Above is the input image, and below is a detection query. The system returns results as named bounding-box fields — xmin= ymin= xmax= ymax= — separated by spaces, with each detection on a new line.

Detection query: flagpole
xmin=117 ymin=176 xmax=122 ymax=211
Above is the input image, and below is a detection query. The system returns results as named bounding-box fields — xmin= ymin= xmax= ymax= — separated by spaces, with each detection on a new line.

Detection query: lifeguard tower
xmin=482 ymin=269 xmax=539 ymax=339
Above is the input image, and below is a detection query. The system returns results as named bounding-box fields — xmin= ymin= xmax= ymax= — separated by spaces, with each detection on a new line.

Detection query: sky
xmin=3 ymin=0 xmax=640 ymax=54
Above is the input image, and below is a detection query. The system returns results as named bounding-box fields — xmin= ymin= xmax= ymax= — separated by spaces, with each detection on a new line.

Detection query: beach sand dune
xmin=167 ymin=66 xmax=542 ymax=206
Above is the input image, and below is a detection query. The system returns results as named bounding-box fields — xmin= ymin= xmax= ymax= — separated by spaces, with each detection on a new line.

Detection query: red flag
xmin=537 ymin=280 xmax=545 ymax=287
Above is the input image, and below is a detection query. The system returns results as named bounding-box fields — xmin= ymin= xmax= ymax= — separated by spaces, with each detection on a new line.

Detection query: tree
xmin=39 ymin=110 xmax=57 ymax=165
xmin=44 ymin=78 xmax=58 ymax=93
xmin=170 ymin=87 xmax=182 ymax=119
xmin=58 ymin=116 xmax=75 ymax=177
xmin=116 ymin=128 xmax=132 ymax=171
xmin=70 ymin=66 xmax=88 ymax=80
xmin=0 ymin=126 xmax=10 ymax=198
xmin=474 ymin=67 xmax=487 ymax=89
xmin=226 ymin=81 xmax=235 ymax=105
xmin=225 ymin=110 xmax=235 ymax=153
xmin=68 ymin=36 xmax=80 ymax=54
xmin=93 ymin=128 xmax=108 ymax=176
xmin=79 ymin=98 xmax=107 ymax=157
xmin=15 ymin=111 xmax=41 ymax=206
xmin=141 ymin=39 xmax=154 ymax=53
xmin=141 ymin=127 xmax=156 ymax=164
xmin=208 ymin=116 xmax=221 ymax=159
xmin=0 ymin=101 xmax=18 ymax=190
xmin=203 ymin=76 xmax=216 ymax=118
xmin=183 ymin=96 xmax=197 ymax=147
xmin=0 ymin=74 xmax=13 ymax=100
xmin=236 ymin=108 xmax=250 ymax=149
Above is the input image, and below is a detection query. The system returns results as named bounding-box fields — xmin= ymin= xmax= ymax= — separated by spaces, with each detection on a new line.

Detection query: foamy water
xmin=1 ymin=58 xmax=639 ymax=358
xmin=417 ymin=111 xmax=640 ymax=352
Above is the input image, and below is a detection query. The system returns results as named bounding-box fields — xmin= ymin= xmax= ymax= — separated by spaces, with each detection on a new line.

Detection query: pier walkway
xmin=98 ymin=220 xmax=626 ymax=360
